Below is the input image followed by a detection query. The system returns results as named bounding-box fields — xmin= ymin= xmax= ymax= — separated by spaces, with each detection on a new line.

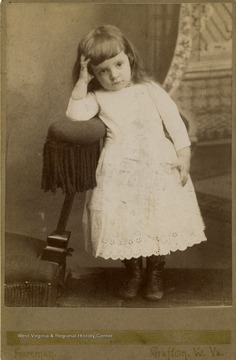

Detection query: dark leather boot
xmin=145 ymin=255 xmax=165 ymax=301
xmin=119 ymin=257 xmax=143 ymax=299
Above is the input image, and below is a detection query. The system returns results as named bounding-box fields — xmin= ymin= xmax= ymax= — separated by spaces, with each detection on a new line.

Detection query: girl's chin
xmin=105 ymin=81 xmax=131 ymax=91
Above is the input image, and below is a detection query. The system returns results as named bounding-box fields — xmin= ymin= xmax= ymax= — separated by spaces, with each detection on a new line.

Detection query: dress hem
xmin=87 ymin=237 xmax=207 ymax=261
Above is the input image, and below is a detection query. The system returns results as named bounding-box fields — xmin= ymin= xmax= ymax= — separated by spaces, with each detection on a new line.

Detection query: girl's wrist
xmin=177 ymin=147 xmax=191 ymax=173
xmin=76 ymin=77 xmax=89 ymax=87
xmin=72 ymin=79 xmax=88 ymax=100
xmin=178 ymin=158 xmax=190 ymax=173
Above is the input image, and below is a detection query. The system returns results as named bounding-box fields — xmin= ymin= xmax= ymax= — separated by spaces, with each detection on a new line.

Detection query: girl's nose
xmin=110 ymin=68 xmax=119 ymax=80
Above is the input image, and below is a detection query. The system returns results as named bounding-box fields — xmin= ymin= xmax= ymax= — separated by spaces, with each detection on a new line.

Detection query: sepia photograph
xmin=1 ymin=1 xmax=235 ymax=359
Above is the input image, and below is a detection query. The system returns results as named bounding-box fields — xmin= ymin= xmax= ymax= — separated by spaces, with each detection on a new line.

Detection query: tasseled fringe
xmin=41 ymin=140 xmax=101 ymax=194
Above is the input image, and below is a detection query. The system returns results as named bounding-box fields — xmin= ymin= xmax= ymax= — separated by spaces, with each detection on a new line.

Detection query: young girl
xmin=66 ymin=25 xmax=207 ymax=301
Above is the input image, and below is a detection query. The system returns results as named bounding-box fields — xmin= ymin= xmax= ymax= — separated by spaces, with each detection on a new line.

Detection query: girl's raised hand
xmin=71 ymin=56 xmax=94 ymax=100
xmin=79 ymin=55 xmax=94 ymax=85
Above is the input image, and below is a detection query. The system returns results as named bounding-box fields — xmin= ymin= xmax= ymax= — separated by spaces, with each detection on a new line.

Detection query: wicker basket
xmin=5 ymin=282 xmax=59 ymax=307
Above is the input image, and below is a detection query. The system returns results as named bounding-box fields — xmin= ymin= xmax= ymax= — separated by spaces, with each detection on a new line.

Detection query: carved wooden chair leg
xmin=41 ymin=192 xmax=75 ymax=264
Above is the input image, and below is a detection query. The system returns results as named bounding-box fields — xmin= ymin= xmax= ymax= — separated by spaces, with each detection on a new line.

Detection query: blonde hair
xmin=72 ymin=25 xmax=150 ymax=91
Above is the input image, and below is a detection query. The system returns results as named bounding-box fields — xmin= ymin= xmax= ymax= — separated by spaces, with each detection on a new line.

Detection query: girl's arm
xmin=152 ymin=83 xmax=191 ymax=186
xmin=71 ymin=56 xmax=94 ymax=100
xmin=71 ymin=78 xmax=90 ymax=100
xmin=66 ymin=56 xmax=99 ymax=121
xmin=66 ymin=94 xmax=99 ymax=121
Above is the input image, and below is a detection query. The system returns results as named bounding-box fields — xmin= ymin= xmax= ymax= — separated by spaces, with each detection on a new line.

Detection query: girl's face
xmin=91 ymin=51 xmax=132 ymax=91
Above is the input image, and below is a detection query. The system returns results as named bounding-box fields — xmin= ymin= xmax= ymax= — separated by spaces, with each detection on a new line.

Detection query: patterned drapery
xmin=146 ymin=4 xmax=180 ymax=85
xmin=163 ymin=4 xmax=193 ymax=94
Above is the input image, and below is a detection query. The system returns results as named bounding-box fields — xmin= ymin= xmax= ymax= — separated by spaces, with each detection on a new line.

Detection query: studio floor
xmin=56 ymin=267 xmax=232 ymax=308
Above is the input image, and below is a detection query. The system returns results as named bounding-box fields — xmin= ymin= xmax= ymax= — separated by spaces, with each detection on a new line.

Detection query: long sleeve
xmin=151 ymin=82 xmax=191 ymax=151
xmin=66 ymin=92 xmax=100 ymax=121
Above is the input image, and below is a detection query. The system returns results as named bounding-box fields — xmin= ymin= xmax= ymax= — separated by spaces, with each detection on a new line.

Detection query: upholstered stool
xmin=5 ymin=117 xmax=106 ymax=307
xmin=41 ymin=117 xmax=106 ymax=263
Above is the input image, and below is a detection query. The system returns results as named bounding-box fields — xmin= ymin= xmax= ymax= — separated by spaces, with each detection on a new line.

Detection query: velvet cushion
xmin=48 ymin=117 xmax=106 ymax=145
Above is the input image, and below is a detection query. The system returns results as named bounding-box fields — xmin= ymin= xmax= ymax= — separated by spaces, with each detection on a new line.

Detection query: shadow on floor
xmin=56 ymin=268 xmax=232 ymax=308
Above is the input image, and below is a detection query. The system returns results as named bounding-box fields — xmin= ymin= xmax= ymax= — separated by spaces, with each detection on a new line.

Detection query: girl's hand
xmin=179 ymin=163 xmax=189 ymax=186
xmin=171 ymin=162 xmax=189 ymax=186
xmin=171 ymin=146 xmax=191 ymax=186
xmin=78 ymin=55 xmax=94 ymax=85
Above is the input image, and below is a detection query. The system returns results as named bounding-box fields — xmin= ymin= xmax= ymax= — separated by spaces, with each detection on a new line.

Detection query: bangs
xmin=88 ymin=37 xmax=124 ymax=65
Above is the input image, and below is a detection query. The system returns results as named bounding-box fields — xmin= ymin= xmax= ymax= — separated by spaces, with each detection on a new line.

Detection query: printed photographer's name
xmin=15 ymin=349 xmax=55 ymax=360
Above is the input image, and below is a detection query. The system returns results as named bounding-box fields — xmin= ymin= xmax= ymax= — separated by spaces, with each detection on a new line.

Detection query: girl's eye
xmin=116 ymin=62 xmax=123 ymax=68
xmin=99 ymin=69 xmax=107 ymax=75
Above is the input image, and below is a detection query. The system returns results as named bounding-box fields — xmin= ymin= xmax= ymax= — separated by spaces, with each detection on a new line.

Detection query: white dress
xmin=66 ymin=81 xmax=207 ymax=260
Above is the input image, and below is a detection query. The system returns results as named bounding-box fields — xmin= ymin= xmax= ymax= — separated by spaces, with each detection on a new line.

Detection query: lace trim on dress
xmin=89 ymin=233 xmax=207 ymax=260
